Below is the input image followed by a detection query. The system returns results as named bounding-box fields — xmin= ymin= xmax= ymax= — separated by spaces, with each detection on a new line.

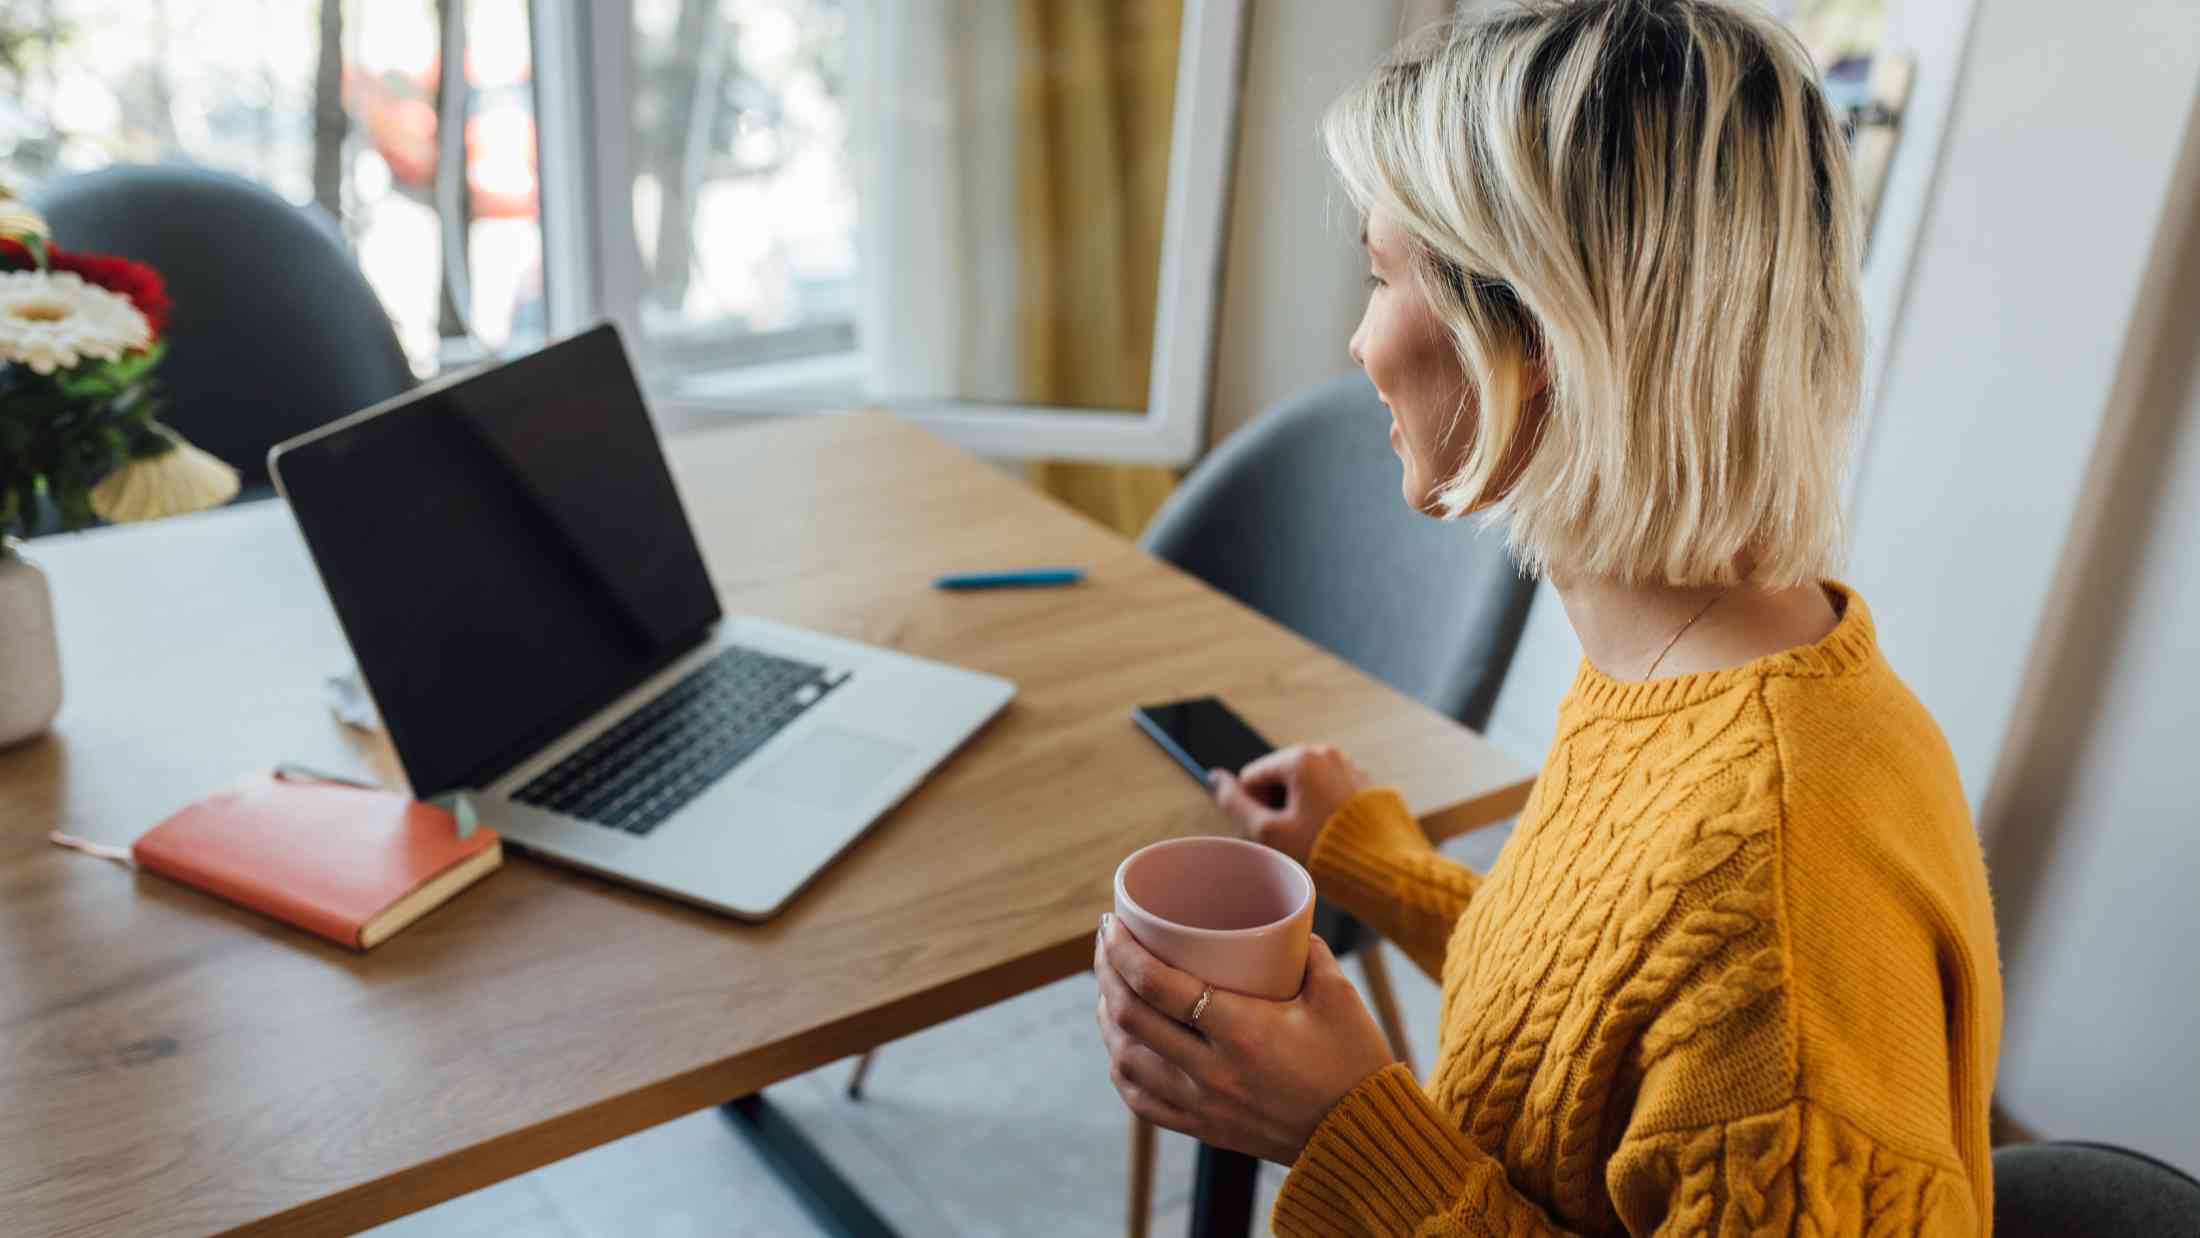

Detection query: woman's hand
xmin=1210 ymin=743 xmax=1371 ymax=865
xmin=1093 ymin=914 xmax=1396 ymax=1166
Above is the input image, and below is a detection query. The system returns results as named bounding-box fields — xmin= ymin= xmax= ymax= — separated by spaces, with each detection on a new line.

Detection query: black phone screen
xmin=1132 ymin=697 xmax=1277 ymax=790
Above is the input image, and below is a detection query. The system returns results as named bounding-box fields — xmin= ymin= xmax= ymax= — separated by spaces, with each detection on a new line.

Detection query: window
xmin=626 ymin=0 xmax=859 ymax=395
xmin=544 ymin=0 xmax=1246 ymax=464
xmin=5 ymin=0 xmax=1245 ymax=464
xmin=0 ymin=0 xmax=546 ymax=376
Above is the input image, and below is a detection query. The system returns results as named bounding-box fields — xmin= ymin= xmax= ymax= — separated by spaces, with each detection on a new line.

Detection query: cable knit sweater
xmin=1275 ymin=585 xmax=2001 ymax=1236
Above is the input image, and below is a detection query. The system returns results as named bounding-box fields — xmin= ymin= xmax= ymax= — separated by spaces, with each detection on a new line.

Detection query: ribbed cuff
xmin=1308 ymin=787 xmax=1433 ymax=909
xmin=1272 ymin=1063 xmax=1480 ymax=1237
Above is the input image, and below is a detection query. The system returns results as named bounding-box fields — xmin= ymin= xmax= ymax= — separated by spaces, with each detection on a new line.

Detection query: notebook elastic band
xmin=48 ymin=832 xmax=135 ymax=866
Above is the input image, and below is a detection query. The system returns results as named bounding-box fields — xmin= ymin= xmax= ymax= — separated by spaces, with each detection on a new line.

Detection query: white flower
xmin=0 ymin=269 xmax=151 ymax=375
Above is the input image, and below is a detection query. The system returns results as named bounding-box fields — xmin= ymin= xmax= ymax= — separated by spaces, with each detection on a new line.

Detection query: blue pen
xmin=934 ymin=567 xmax=1086 ymax=590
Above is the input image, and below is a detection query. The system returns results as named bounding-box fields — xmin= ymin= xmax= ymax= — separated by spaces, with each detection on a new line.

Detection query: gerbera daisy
xmin=0 ymin=269 xmax=151 ymax=374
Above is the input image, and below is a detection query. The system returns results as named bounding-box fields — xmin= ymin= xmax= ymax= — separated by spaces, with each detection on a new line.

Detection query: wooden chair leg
xmin=846 ymin=1049 xmax=876 ymax=1100
xmin=1127 ymin=1115 xmax=1157 ymax=1238
xmin=1358 ymin=941 xmax=1416 ymax=1076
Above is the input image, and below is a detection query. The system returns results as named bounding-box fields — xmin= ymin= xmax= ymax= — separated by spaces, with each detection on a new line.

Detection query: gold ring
xmin=1189 ymin=985 xmax=1213 ymax=1025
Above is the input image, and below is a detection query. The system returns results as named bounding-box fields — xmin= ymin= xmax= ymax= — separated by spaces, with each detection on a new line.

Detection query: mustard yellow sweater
xmin=1277 ymin=586 xmax=2002 ymax=1236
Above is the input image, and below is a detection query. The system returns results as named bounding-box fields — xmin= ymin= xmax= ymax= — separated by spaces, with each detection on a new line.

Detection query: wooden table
xmin=0 ymin=413 xmax=1532 ymax=1237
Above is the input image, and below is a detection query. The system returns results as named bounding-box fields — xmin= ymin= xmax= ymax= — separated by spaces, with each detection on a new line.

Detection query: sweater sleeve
xmin=1306 ymin=788 xmax=1480 ymax=981
xmin=1271 ymin=1066 xmax=1980 ymax=1237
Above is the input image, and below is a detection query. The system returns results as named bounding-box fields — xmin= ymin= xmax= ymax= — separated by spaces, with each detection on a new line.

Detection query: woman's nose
xmin=1348 ymin=325 xmax=1365 ymax=369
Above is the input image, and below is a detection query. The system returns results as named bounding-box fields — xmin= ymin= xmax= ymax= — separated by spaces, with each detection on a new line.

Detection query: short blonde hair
xmin=1324 ymin=0 xmax=1865 ymax=587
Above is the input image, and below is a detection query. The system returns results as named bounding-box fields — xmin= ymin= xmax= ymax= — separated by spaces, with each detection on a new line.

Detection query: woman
xmin=1093 ymin=1 xmax=2000 ymax=1233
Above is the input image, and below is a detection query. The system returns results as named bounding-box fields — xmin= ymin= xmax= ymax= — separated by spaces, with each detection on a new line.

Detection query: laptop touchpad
xmin=749 ymin=727 xmax=916 ymax=811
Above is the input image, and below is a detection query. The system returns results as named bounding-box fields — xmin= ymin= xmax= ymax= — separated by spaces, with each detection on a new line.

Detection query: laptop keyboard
xmin=512 ymin=644 xmax=847 ymax=836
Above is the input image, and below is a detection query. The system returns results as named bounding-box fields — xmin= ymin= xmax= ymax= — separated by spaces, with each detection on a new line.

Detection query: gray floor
xmin=367 ymin=825 xmax=1511 ymax=1238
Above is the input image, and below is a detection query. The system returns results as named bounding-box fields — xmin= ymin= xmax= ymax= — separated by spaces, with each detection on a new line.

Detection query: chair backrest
xmin=1140 ymin=372 xmax=1535 ymax=731
xmin=1993 ymin=1141 xmax=2200 ymax=1237
xmin=30 ymin=163 xmax=415 ymax=487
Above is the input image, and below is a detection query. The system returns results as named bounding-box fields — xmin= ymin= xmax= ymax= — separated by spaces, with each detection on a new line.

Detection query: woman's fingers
xmin=1210 ymin=770 xmax=1280 ymax=835
xmin=1296 ymin=933 xmax=1352 ymax=1003
xmin=1237 ymin=746 xmax=1302 ymax=790
xmin=1097 ymin=951 xmax=1216 ymax=1070
xmin=1094 ymin=970 xmax=1207 ymax=1139
xmin=1100 ymin=916 xmax=1240 ymax=1049
xmin=1108 ymin=1053 xmax=1198 ymax=1134
xmin=1098 ymin=1009 xmax=1204 ymax=1111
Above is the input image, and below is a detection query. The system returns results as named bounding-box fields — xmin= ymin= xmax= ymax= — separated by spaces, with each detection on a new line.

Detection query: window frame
xmin=530 ymin=0 xmax=1248 ymax=467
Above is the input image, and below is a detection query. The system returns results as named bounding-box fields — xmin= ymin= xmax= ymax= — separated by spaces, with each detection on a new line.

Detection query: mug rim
xmin=1112 ymin=835 xmax=1314 ymax=939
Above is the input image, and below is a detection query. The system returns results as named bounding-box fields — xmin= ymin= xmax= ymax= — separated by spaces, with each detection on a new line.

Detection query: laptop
xmin=268 ymin=324 xmax=1015 ymax=920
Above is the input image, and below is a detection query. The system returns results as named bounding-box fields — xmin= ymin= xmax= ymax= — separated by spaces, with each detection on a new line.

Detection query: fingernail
xmin=1207 ymin=770 xmax=1223 ymax=786
xmin=1100 ymin=912 xmax=1113 ymax=935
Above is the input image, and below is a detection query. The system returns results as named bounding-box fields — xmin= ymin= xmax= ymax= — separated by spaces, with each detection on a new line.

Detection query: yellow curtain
xmin=1018 ymin=0 xmax=1184 ymax=537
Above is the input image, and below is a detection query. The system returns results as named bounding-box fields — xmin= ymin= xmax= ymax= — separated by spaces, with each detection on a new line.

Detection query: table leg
xmin=721 ymin=1095 xmax=901 ymax=1238
xmin=1188 ymin=1142 xmax=1259 ymax=1238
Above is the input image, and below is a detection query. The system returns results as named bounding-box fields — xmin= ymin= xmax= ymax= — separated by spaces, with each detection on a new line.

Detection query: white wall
xmin=1849 ymin=0 xmax=1982 ymax=462
xmin=1845 ymin=0 xmax=2200 ymax=812
xmin=1983 ymin=148 xmax=2200 ymax=1169
xmin=1205 ymin=0 xmax=1410 ymax=443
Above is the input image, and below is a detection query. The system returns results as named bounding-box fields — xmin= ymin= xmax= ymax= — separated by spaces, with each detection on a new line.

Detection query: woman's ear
xmin=1493 ymin=346 xmax=1554 ymax=505
xmin=1518 ymin=336 xmax=1552 ymax=402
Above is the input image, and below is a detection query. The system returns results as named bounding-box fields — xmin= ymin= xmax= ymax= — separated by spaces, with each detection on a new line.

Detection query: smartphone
xmin=1132 ymin=697 xmax=1284 ymax=807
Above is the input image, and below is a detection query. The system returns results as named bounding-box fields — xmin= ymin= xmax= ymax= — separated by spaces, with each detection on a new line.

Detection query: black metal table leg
xmin=1189 ymin=1142 xmax=1260 ymax=1238
xmin=721 ymin=1095 xmax=901 ymax=1238
xmin=1179 ymin=902 xmax=1362 ymax=1238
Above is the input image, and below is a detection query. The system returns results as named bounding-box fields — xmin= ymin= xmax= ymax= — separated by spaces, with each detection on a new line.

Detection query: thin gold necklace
xmin=1640 ymin=589 xmax=1731 ymax=681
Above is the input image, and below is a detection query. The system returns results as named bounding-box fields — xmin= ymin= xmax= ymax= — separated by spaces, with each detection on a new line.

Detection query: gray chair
xmin=1994 ymin=1141 xmax=2200 ymax=1237
xmin=1141 ymin=370 xmax=1536 ymax=733
xmin=28 ymin=162 xmax=415 ymax=499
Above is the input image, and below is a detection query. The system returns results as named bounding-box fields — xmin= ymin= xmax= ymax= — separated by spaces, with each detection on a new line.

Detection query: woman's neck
xmin=1548 ymin=569 xmax=1841 ymax=683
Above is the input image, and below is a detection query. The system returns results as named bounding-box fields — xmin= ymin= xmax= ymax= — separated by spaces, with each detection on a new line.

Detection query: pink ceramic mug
xmin=1112 ymin=836 xmax=1316 ymax=1001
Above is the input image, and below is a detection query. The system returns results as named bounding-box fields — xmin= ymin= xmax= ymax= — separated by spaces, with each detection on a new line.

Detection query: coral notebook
xmin=131 ymin=771 xmax=501 ymax=950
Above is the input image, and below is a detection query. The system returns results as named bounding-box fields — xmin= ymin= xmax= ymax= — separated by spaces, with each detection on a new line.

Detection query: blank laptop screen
xmin=276 ymin=324 xmax=723 ymax=798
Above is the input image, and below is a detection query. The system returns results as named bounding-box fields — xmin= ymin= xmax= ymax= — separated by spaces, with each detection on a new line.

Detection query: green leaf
xmin=55 ymin=343 xmax=162 ymax=400
xmin=56 ymin=484 xmax=92 ymax=531
xmin=56 ymin=364 xmax=121 ymax=401
xmin=0 ymin=342 xmax=171 ymax=518
xmin=129 ymin=420 xmax=181 ymax=459
xmin=106 ymin=341 xmax=163 ymax=386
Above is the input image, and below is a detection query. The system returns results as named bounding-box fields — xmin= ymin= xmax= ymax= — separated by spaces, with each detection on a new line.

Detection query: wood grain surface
xmin=0 ymin=413 xmax=1532 ymax=1237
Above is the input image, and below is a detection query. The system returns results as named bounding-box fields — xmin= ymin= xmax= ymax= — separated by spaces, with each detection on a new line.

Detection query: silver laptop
xmin=268 ymin=324 xmax=1014 ymax=920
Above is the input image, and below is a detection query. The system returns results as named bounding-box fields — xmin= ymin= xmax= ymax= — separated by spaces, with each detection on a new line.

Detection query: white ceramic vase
xmin=0 ymin=545 xmax=62 ymax=749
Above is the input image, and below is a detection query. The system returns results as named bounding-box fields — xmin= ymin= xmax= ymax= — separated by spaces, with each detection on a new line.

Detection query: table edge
xmin=218 ymin=783 xmax=1533 ymax=1236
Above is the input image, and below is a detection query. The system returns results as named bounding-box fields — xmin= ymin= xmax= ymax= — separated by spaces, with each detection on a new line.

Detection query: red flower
xmin=52 ymin=249 xmax=171 ymax=337
xmin=0 ymin=238 xmax=172 ymax=336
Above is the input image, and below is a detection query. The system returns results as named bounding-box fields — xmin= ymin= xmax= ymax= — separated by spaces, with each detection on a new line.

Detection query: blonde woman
xmin=1093 ymin=0 xmax=1999 ymax=1232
